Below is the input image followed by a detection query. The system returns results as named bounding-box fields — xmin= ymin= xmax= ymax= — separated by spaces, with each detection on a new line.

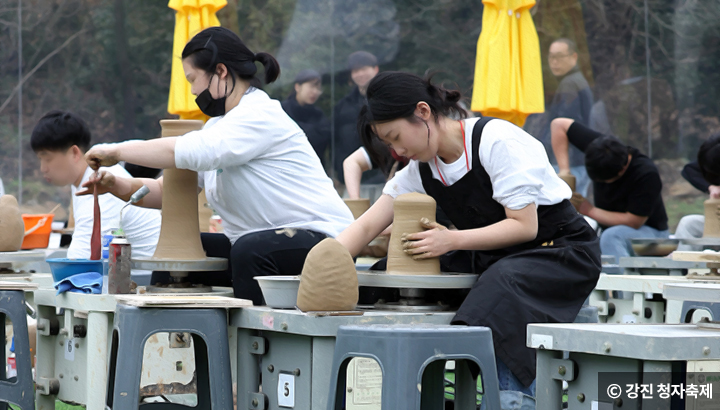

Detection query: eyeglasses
xmin=548 ymin=53 xmax=573 ymax=62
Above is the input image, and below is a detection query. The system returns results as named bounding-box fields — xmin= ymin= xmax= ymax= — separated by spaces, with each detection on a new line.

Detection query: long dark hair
xmin=182 ymin=27 xmax=280 ymax=90
xmin=358 ymin=71 xmax=467 ymax=169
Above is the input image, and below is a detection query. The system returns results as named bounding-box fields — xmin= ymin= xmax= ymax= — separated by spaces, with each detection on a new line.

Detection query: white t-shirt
xmin=68 ymin=165 xmax=162 ymax=259
xmin=175 ymin=88 xmax=353 ymax=244
xmin=383 ymin=118 xmax=571 ymax=210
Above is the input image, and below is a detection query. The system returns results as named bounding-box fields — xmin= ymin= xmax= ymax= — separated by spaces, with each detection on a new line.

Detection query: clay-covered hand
xmin=570 ymin=192 xmax=592 ymax=215
xmin=85 ymin=144 xmax=120 ymax=170
xmin=400 ymin=217 xmax=454 ymax=260
xmin=710 ymin=185 xmax=720 ymax=199
xmin=76 ymin=170 xmax=116 ymax=196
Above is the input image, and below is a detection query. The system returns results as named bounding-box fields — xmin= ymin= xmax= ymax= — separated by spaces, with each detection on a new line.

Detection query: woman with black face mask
xmin=80 ymin=27 xmax=354 ymax=304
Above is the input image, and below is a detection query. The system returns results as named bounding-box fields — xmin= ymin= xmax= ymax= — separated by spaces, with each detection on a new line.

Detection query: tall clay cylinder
xmin=386 ymin=193 xmax=441 ymax=275
xmin=703 ymin=198 xmax=720 ymax=238
xmin=153 ymin=120 xmax=206 ymax=259
xmin=558 ymin=172 xmax=576 ymax=192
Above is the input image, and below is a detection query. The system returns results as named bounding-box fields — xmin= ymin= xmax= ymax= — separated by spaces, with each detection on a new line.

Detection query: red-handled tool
xmin=90 ymin=171 xmax=101 ymax=260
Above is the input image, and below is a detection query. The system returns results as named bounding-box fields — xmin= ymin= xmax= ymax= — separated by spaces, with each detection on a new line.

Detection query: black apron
xmin=419 ymin=117 xmax=601 ymax=387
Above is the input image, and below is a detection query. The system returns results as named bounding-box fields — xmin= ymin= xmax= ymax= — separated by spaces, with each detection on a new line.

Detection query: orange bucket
xmin=21 ymin=214 xmax=54 ymax=249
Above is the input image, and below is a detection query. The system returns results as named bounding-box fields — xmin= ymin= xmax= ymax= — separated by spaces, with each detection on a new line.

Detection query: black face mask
xmin=195 ymin=74 xmax=227 ymax=117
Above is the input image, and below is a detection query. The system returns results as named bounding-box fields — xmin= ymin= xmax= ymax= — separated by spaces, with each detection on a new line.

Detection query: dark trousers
xmin=151 ymin=229 xmax=327 ymax=304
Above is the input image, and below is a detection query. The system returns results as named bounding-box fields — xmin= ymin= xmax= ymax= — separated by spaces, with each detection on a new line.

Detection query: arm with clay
xmin=403 ymin=203 xmax=539 ymax=258
xmin=336 ymin=194 xmax=394 ymax=257
xmin=85 ymin=138 xmax=178 ymax=170
xmin=343 ymin=148 xmax=372 ymax=200
xmin=76 ymin=172 xmax=164 ymax=209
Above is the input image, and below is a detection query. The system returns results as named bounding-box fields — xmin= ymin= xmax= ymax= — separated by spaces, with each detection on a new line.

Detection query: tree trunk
xmin=114 ymin=0 xmax=136 ymax=140
xmin=218 ymin=0 xmax=240 ymax=35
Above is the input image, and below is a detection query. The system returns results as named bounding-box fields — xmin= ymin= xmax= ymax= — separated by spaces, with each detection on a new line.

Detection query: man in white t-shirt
xmin=31 ymin=110 xmax=161 ymax=284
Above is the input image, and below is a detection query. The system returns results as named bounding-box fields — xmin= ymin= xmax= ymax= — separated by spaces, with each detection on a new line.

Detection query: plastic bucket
xmin=46 ymin=258 xmax=105 ymax=282
xmin=21 ymin=214 xmax=54 ymax=249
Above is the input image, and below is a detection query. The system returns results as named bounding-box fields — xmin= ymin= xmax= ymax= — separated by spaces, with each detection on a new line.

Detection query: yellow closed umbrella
xmin=470 ymin=0 xmax=544 ymax=127
xmin=167 ymin=0 xmax=227 ymax=120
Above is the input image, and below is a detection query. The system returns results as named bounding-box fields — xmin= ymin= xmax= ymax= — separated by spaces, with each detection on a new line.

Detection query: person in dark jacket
xmin=281 ymin=69 xmax=330 ymax=165
xmin=332 ymin=51 xmax=381 ymax=184
xmin=675 ymin=133 xmax=720 ymax=250
xmin=535 ymin=38 xmax=595 ymax=196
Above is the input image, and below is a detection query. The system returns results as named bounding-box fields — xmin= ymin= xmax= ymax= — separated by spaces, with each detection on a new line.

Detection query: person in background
xmin=281 ymin=69 xmax=330 ymax=164
xmin=343 ymin=141 xmax=407 ymax=200
xmin=535 ymin=38 xmax=594 ymax=196
xmin=675 ymin=133 xmax=720 ymax=250
xmin=30 ymin=110 xmax=162 ymax=283
xmin=551 ymin=117 xmax=668 ymax=263
xmin=332 ymin=51 xmax=382 ymax=185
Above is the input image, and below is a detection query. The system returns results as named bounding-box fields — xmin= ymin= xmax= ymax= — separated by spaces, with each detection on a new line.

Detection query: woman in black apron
xmin=335 ymin=71 xmax=601 ymax=404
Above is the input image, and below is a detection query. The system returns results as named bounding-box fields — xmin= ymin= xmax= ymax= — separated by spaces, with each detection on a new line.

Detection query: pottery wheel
xmin=357 ymin=270 xmax=478 ymax=289
xmin=138 ymin=285 xmax=234 ymax=296
xmin=0 ymin=250 xmax=46 ymax=264
xmin=679 ymin=238 xmax=720 ymax=249
xmin=132 ymin=257 xmax=227 ymax=294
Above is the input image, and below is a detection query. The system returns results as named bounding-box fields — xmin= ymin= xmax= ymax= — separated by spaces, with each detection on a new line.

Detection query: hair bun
xmin=443 ymin=89 xmax=462 ymax=104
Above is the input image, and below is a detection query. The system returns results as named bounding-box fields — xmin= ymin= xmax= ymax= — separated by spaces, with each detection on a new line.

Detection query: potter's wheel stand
xmin=680 ymin=237 xmax=720 ymax=251
xmin=664 ymin=282 xmax=720 ymax=329
xmin=357 ymin=271 xmax=478 ymax=312
xmin=132 ymin=257 xmax=227 ymax=293
xmin=0 ymin=250 xmax=46 ymax=276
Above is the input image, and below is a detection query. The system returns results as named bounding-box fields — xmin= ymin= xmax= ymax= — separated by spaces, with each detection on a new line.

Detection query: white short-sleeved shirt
xmin=383 ymin=117 xmax=571 ymax=210
xmin=175 ymin=88 xmax=353 ymax=244
xmin=69 ymin=165 xmax=162 ymax=259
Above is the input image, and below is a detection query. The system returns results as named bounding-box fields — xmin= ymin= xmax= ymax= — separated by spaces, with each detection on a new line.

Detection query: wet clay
xmin=297 ymin=238 xmax=358 ymax=311
xmin=558 ymin=173 xmax=576 ymax=192
xmin=152 ymin=120 xmax=207 ymax=260
xmin=198 ymin=189 xmax=213 ymax=233
xmin=343 ymin=198 xmax=371 ymax=219
xmin=387 ymin=193 xmax=441 ymax=275
xmin=703 ymin=198 xmax=720 ymax=238
xmin=0 ymin=195 xmax=24 ymax=252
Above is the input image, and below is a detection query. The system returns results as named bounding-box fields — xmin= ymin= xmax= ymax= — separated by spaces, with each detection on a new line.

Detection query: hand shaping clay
xmin=297 ymin=238 xmax=358 ymax=311
xmin=152 ymin=120 xmax=207 ymax=260
xmin=558 ymin=173 xmax=576 ymax=192
xmin=343 ymin=198 xmax=370 ymax=219
xmin=0 ymin=195 xmax=25 ymax=252
xmin=703 ymin=198 xmax=720 ymax=238
xmin=387 ymin=193 xmax=441 ymax=275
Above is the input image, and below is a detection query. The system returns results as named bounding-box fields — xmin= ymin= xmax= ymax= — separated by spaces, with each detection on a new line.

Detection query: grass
xmin=8 ymin=401 xmax=83 ymax=409
xmin=54 ymin=402 xmax=84 ymax=410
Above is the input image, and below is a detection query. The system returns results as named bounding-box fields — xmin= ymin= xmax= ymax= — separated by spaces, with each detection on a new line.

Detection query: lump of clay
xmin=387 ymin=193 xmax=441 ymax=275
xmin=0 ymin=195 xmax=25 ymax=252
xmin=703 ymin=198 xmax=720 ymax=238
xmin=558 ymin=172 xmax=576 ymax=192
xmin=343 ymin=198 xmax=371 ymax=219
xmin=297 ymin=238 xmax=358 ymax=311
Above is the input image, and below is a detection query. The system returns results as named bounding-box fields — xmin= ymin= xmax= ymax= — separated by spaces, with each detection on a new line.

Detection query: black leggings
xmin=150 ymin=229 xmax=328 ymax=304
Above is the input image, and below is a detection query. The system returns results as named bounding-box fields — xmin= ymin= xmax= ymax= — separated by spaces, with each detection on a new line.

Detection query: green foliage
xmin=3 ymin=0 xmax=720 ymax=193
